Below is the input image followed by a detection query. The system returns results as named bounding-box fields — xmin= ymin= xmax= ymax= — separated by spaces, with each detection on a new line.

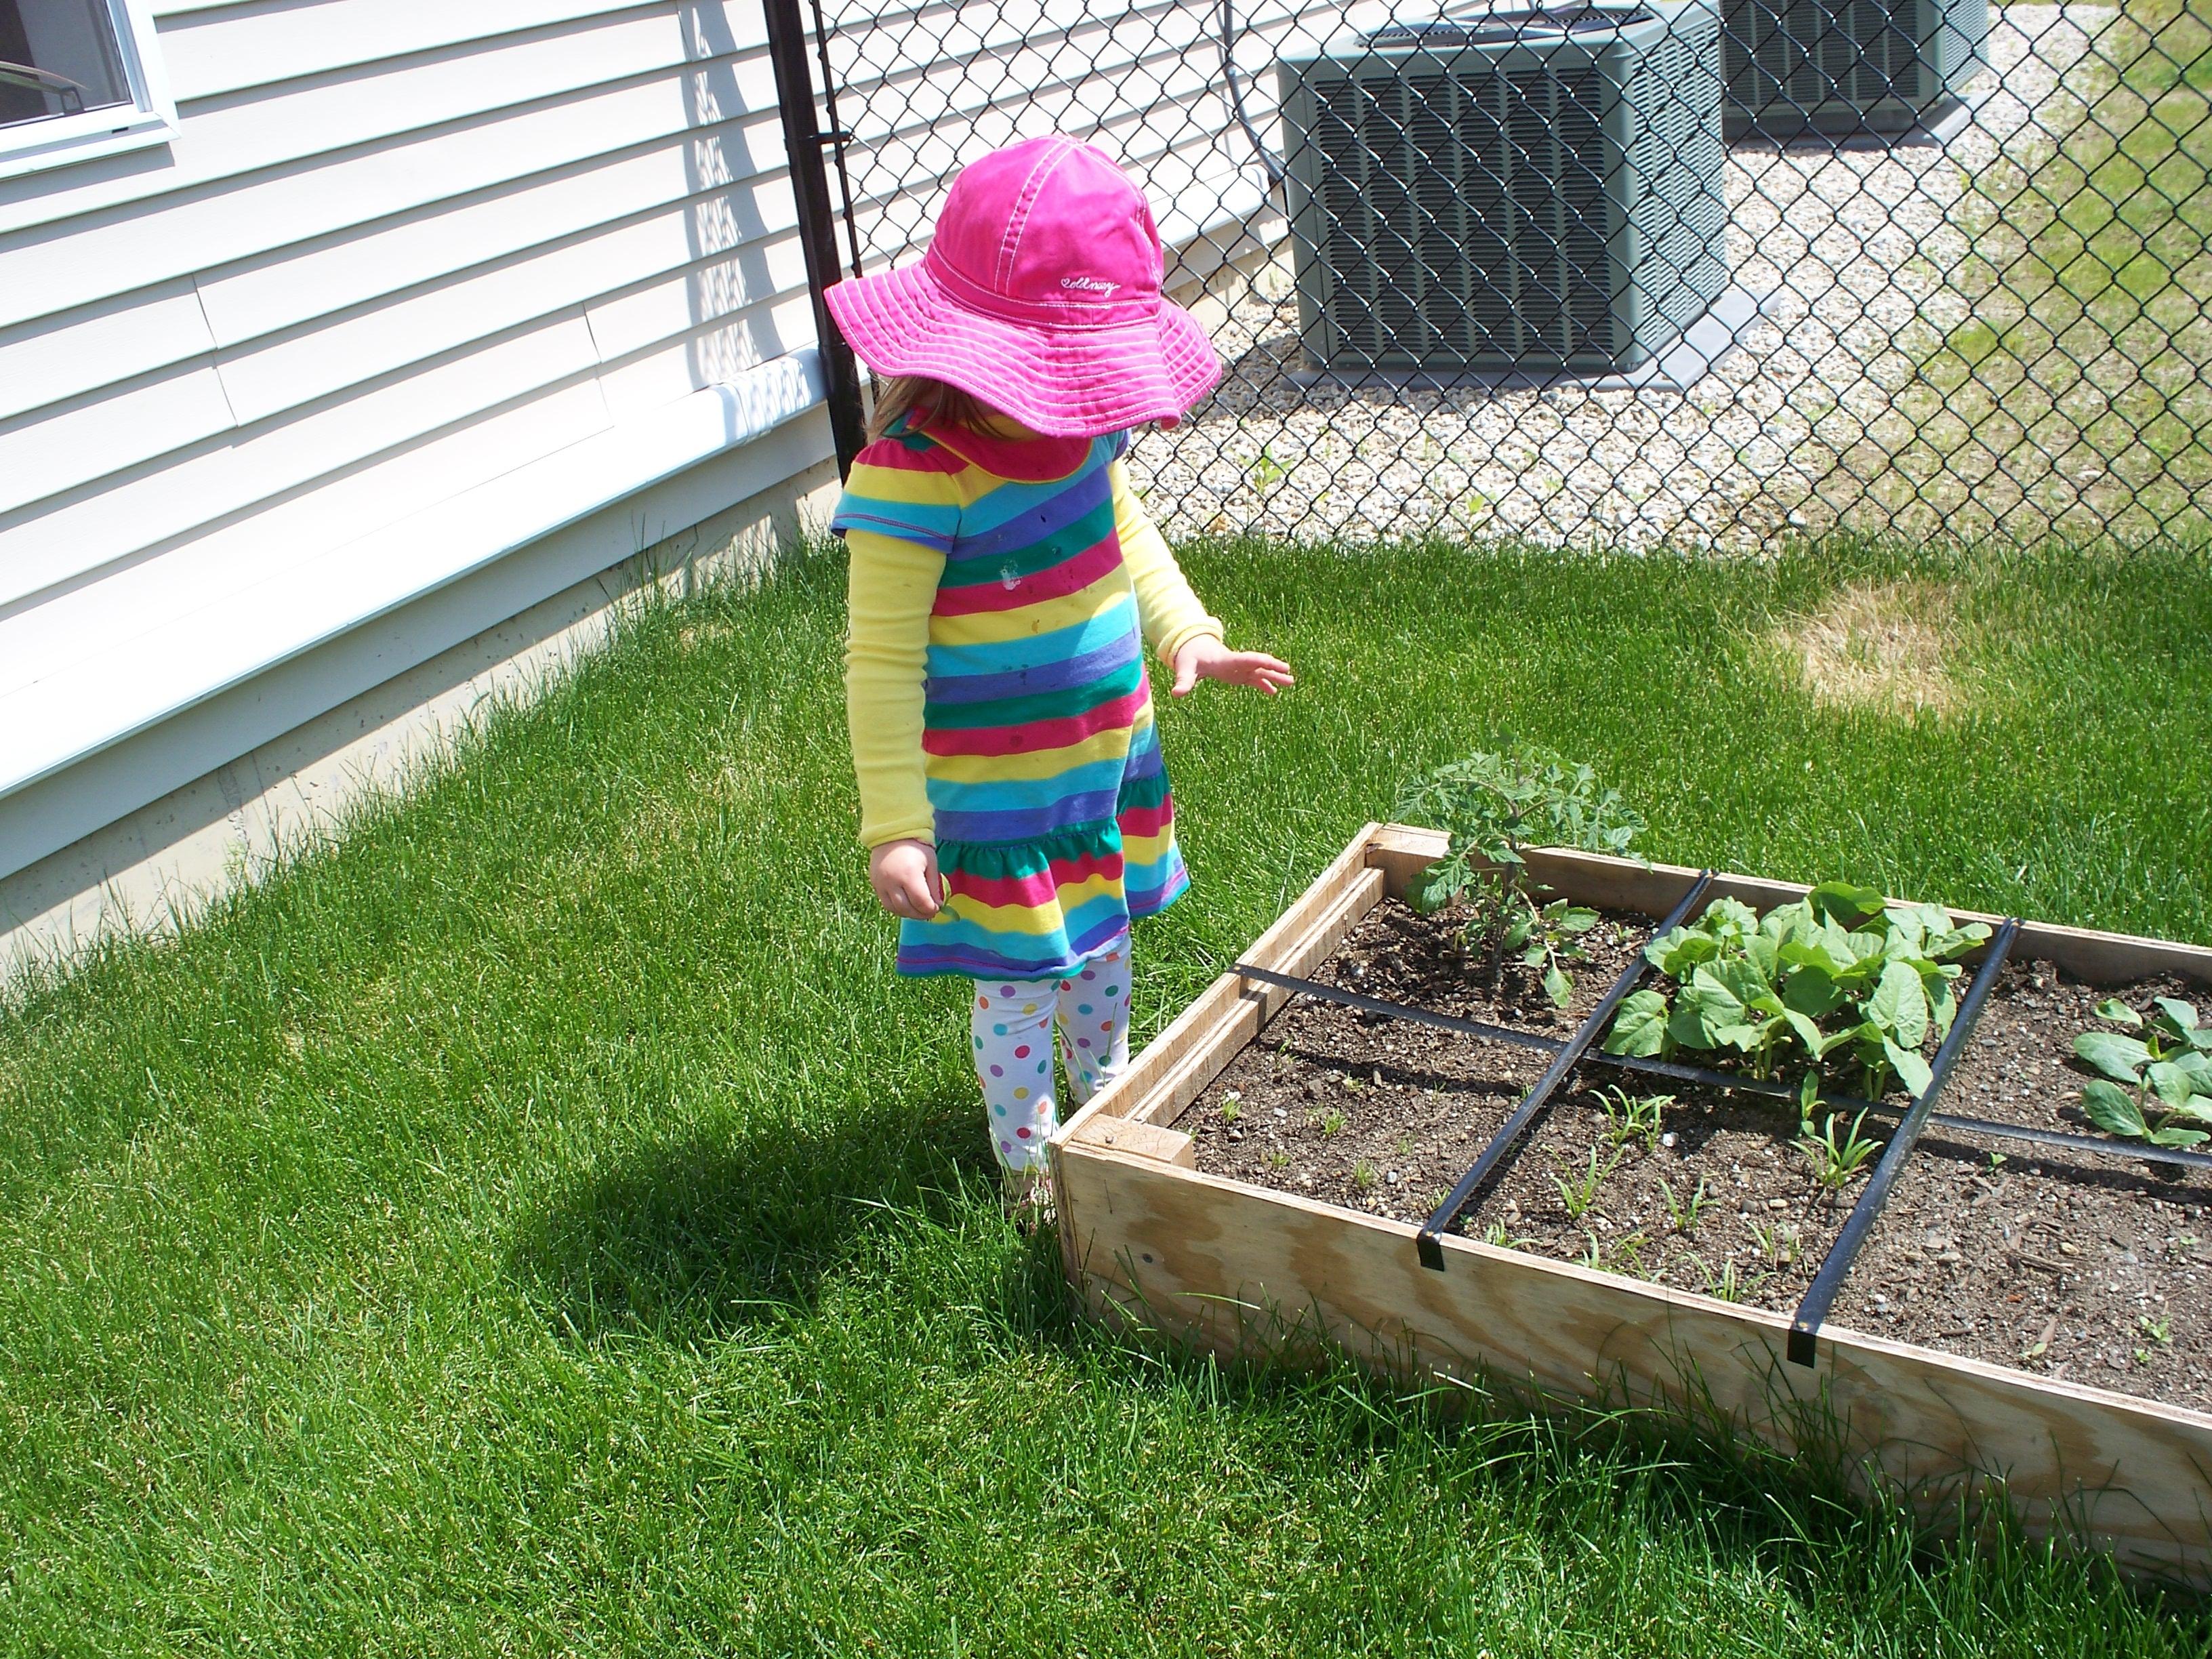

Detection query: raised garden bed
xmin=1050 ymin=825 xmax=2212 ymax=1586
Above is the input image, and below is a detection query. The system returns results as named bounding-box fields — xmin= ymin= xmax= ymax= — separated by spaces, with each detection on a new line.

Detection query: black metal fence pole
xmin=762 ymin=0 xmax=867 ymax=475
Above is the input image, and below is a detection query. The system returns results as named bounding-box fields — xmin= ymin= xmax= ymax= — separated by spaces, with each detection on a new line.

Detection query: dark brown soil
xmin=1829 ymin=1142 xmax=2212 ymax=1408
xmin=1171 ymin=897 xmax=1652 ymax=1227
xmin=1822 ymin=960 xmax=2212 ymax=1408
xmin=1303 ymin=895 xmax=1656 ymax=1036
xmin=1471 ymin=1081 xmax=1877 ymax=1311
xmin=1176 ymin=898 xmax=1883 ymax=1307
xmin=1176 ymin=912 xmax=2212 ymax=1404
xmin=1947 ymin=958 xmax=2208 ymax=1139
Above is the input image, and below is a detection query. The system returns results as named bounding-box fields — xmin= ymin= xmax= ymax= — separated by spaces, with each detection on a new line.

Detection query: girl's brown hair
xmin=865 ymin=375 xmax=1000 ymax=443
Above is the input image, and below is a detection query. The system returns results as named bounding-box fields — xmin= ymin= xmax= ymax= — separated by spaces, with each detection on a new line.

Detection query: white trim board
xmin=0 ymin=350 xmax=827 ymax=880
xmin=0 ymin=439 xmax=840 ymax=966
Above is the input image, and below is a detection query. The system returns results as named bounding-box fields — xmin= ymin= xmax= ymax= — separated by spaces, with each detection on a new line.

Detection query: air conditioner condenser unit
xmin=1277 ymin=0 xmax=1731 ymax=375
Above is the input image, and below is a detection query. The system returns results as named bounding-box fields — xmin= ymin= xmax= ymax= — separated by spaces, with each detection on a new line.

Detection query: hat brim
xmin=824 ymin=261 xmax=1223 ymax=438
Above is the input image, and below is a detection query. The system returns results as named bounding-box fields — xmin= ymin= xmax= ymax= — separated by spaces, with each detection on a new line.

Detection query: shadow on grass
xmin=509 ymin=1086 xmax=986 ymax=1347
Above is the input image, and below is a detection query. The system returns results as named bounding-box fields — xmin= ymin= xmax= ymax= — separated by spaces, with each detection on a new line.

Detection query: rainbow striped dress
xmin=834 ymin=416 xmax=1190 ymax=981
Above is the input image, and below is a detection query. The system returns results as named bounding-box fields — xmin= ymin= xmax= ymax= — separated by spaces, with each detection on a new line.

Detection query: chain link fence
xmin=798 ymin=0 xmax=2209 ymax=549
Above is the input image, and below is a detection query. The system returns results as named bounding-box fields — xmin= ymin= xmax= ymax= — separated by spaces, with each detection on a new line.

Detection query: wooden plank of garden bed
xmin=1056 ymin=1141 xmax=2212 ymax=1586
xmin=1050 ymin=823 xmax=1388 ymax=1282
xmin=1057 ymin=821 xmax=2212 ymax=1585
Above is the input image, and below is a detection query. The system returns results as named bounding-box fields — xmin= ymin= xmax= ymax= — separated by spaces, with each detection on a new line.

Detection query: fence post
xmin=761 ymin=0 xmax=867 ymax=475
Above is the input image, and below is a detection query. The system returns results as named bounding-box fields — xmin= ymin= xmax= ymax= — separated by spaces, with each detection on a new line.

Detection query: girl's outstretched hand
xmin=1169 ymin=635 xmax=1296 ymax=698
xmin=869 ymin=838 xmax=943 ymax=920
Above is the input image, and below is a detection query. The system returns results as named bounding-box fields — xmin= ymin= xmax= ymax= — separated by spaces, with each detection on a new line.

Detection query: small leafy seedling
xmin=1797 ymin=1109 xmax=1881 ymax=1195
xmin=1397 ymin=746 xmax=1642 ymax=1008
xmin=1657 ymin=1174 xmax=1710 ymax=1233
xmin=1318 ymin=1107 xmax=1348 ymax=1138
xmin=1749 ymin=1217 xmax=1800 ymax=1266
xmin=1219 ymin=1099 xmax=1241 ymax=1124
xmin=2142 ymin=1313 xmax=2172 ymax=1345
xmin=1695 ymin=1257 xmax=1763 ymax=1303
xmin=1597 ymin=1086 xmax=1671 ymax=1153
xmin=1352 ymin=1158 xmax=1377 ymax=1191
xmin=2074 ymin=997 xmax=2212 ymax=1149
xmin=1555 ymin=1147 xmax=1621 ymax=1220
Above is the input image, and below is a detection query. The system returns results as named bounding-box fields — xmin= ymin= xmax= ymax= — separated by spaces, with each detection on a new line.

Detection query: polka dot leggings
xmin=970 ymin=936 xmax=1132 ymax=1172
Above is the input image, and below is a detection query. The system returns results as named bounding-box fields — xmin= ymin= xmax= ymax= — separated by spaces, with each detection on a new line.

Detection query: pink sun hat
xmin=823 ymin=136 xmax=1223 ymax=438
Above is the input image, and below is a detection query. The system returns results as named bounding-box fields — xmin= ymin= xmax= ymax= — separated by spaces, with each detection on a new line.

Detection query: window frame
xmin=0 ymin=0 xmax=176 ymax=182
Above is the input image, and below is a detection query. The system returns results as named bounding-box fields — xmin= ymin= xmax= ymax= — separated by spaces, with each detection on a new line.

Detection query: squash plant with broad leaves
xmin=2073 ymin=997 xmax=2212 ymax=1149
xmin=1395 ymin=747 xmax=1643 ymax=1009
xmin=1602 ymin=882 xmax=1990 ymax=1102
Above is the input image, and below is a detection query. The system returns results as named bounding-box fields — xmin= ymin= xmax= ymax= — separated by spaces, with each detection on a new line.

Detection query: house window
xmin=0 ymin=0 xmax=174 ymax=180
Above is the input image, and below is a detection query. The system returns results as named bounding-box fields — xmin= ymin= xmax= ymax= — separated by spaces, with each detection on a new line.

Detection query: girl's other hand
xmin=1169 ymin=635 xmax=1296 ymax=698
xmin=869 ymin=838 xmax=944 ymax=920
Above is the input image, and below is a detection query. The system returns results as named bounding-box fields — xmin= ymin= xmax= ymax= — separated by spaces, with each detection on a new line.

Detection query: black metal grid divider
xmin=1782 ymin=916 xmax=2022 ymax=1366
xmin=1232 ymin=956 xmax=2212 ymax=1173
xmin=1412 ymin=870 xmax=1718 ymax=1271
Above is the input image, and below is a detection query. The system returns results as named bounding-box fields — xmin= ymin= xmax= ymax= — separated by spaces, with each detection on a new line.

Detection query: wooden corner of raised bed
xmin=1049 ymin=823 xmax=2212 ymax=1588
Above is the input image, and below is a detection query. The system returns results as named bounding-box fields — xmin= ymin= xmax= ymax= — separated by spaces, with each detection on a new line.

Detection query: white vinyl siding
xmin=0 ymin=0 xmax=826 ymax=881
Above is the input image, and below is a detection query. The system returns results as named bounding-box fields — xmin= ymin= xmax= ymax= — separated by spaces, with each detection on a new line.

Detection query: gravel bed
xmin=1129 ymin=3 xmax=2124 ymax=549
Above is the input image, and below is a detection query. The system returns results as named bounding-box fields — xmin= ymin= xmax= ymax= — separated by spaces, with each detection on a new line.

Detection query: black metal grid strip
xmin=1784 ymin=918 xmax=2022 ymax=1367
xmin=1414 ymin=872 xmax=1717 ymax=1271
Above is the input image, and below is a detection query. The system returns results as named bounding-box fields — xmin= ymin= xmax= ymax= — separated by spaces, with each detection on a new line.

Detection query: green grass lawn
xmin=7 ymin=536 xmax=2212 ymax=1654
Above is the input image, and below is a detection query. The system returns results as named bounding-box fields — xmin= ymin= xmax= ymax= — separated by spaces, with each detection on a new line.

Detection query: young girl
xmin=827 ymin=135 xmax=1293 ymax=1218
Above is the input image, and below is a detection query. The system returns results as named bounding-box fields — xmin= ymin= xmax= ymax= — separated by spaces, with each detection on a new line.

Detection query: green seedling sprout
xmin=2074 ymin=996 xmax=2212 ymax=1149
xmin=1397 ymin=746 xmax=1642 ymax=1008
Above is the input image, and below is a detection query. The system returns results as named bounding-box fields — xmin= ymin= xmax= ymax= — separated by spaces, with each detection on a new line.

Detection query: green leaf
xmin=2093 ymin=997 xmax=2144 ymax=1027
xmin=1780 ymin=964 xmax=1849 ymax=1020
xmin=2081 ymin=1079 xmax=2149 ymax=1139
xmin=1868 ymin=960 xmax=1929 ymax=1050
xmin=1780 ymin=1007 xmax=1827 ymax=1054
xmin=1557 ymin=906 xmax=1599 ymax=935
xmin=1520 ymin=943 xmax=1547 ymax=968
xmin=1701 ymin=897 xmax=1761 ymax=940
xmin=1883 ymin=1038 xmax=1933 ymax=1098
xmin=2148 ymin=1059 xmax=2201 ymax=1109
xmin=1408 ymin=861 xmax=1467 ymax=914
xmin=2073 ymin=1030 xmax=2152 ymax=1084
xmin=1708 ymin=956 xmax=1774 ymax=1006
xmin=2156 ymin=997 xmax=2199 ymax=1031
xmin=1542 ymin=963 xmax=1572 ymax=1010
xmin=1807 ymin=881 xmax=1887 ymax=924
xmin=1649 ymin=929 xmax=1719 ymax=981
xmin=1604 ymin=989 xmax=1670 ymax=1057
xmin=2149 ymin=1126 xmax=2210 ymax=1148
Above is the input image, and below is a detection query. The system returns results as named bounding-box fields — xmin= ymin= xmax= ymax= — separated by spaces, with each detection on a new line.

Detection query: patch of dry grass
xmin=1771 ymin=578 xmax=1964 ymax=718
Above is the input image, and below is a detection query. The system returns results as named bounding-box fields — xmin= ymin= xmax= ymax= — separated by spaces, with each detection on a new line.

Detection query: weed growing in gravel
xmin=1656 ymin=1175 xmax=1711 ymax=1234
xmin=1695 ymin=1258 xmax=1765 ymax=1303
xmin=1597 ymin=1086 xmax=1671 ymax=1153
xmin=1796 ymin=1110 xmax=1881 ymax=1197
xmin=1317 ymin=1107 xmax=1347 ymax=1138
xmin=1749 ymin=1218 xmax=1801 ymax=1267
xmin=1555 ymin=1148 xmax=1622 ymax=1220
xmin=1397 ymin=746 xmax=1642 ymax=1008
xmin=2074 ymin=996 xmax=2212 ymax=1149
